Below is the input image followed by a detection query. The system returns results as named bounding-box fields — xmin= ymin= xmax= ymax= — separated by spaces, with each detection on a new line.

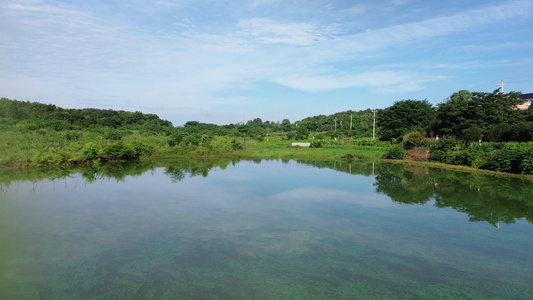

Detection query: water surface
xmin=1 ymin=160 xmax=532 ymax=299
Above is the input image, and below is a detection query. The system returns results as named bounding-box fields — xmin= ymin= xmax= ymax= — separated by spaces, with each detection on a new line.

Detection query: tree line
xmin=3 ymin=89 xmax=531 ymax=143
xmin=377 ymin=90 xmax=533 ymax=175
xmin=0 ymin=97 xmax=172 ymax=132
xmin=1 ymin=89 xmax=532 ymax=174
xmin=377 ymin=89 xmax=533 ymax=143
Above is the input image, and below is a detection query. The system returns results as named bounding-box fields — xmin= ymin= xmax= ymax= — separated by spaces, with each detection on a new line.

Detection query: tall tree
xmin=437 ymin=89 xmax=524 ymax=139
xmin=378 ymin=99 xmax=436 ymax=141
xmin=436 ymin=90 xmax=472 ymax=137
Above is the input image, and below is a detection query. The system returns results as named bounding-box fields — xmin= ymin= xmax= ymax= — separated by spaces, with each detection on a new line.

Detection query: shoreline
xmin=2 ymin=150 xmax=533 ymax=180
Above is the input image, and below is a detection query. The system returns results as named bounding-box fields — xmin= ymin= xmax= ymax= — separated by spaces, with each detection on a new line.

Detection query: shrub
xmin=310 ymin=140 xmax=323 ymax=148
xmin=231 ymin=138 xmax=244 ymax=150
xmin=384 ymin=145 xmax=405 ymax=160
xmin=403 ymin=130 xmax=425 ymax=149
xmin=466 ymin=146 xmax=486 ymax=168
xmin=487 ymin=124 xmax=511 ymax=142
xmin=355 ymin=139 xmax=391 ymax=147
xmin=62 ymin=131 xmax=82 ymax=141
xmin=484 ymin=148 xmax=522 ymax=173
xmin=81 ymin=142 xmax=101 ymax=161
xmin=182 ymin=134 xmax=201 ymax=147
xmin=103 ymin=128 xmax=124 ymax=140
xmin=102 ymin=141 xmax=137 ymax=160
xmin=448 ymin=151 xmax=468 ymax=165
xmin=167 ymin=132 xmax=184 ymax=147
xmin=509 ymin=122 xmax=533 ymax=142
xmin=522 ymin=151 xmax=533 ymax=174
xmin=431 ymin=136 xmax=458 ymax=152
xmin=429 ymin=150 xmax=445 ymax=163
xmin=462 ymin=126 xmax=482 ymax=143
xmin=129 ymin=140 xmax=153 ymax=157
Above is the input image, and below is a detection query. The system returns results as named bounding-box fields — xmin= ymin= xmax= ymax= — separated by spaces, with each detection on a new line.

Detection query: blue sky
xmin=1 ymin=0 xmax=533 ymax=125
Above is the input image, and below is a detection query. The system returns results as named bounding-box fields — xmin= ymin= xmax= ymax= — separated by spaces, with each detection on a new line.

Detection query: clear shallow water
xmin=1 ymin=160 xmax=532 ymax=299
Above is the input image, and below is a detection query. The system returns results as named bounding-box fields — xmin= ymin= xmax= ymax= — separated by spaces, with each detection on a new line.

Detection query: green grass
xmin=0 ymin=124 xmax=387 ymax=167
xmin=247 ymin=139 xmax=386 ymax=160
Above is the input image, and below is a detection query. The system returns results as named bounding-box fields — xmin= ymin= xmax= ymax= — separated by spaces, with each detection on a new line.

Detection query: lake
xmin=1 ymin=159 xmax=532 ymax=299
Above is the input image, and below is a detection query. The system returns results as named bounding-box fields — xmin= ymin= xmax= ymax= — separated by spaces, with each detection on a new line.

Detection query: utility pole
xmin=334 ymin=117 xmax=337 ymax=132
xmin=350 ymin=114 xmax=353 ymax=130
xmin=372 ymin=109 xmax=377 ymax=141
xmin=501 ymin=80 xmax=504 ymax=93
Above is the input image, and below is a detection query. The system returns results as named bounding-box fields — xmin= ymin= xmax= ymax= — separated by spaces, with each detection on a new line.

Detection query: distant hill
xmin=0 ymin=97 xmax=173 ymax=129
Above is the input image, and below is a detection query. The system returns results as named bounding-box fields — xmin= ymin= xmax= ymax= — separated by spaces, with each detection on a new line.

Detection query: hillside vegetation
xmin=1 ymin=89 xmax=532 ymax=175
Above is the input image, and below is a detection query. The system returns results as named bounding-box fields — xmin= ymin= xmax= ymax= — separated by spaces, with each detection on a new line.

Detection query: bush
xmin=403 ymin=130 xmax=425 ymax=149
xmin=129 ymin=140 xmax=153 ymax=157
xmin=429 ymin=150 xmax=445 ymax=163
xmin=384 ymin=145 xmax=405 ymax=160
xmin=487 ymin=124 xmax=511 ymax=142
xmin=102 ymin=128 xmax=124 ymax=140
xmin=102 ymin=141 xmax=137 ymax=160
xmin=522 ymin=151 xmax=533 ymax=174
xmin=294 ymin=126 xmax=309 ymax=140
xmin=484 ymin=147 xmax=522 ymax=173
xmin=182 ymin=134 xmax=201 ymax=147
xmin=509 ymin=122 xmax=533 ymax=142
xmin=231 ymin=138 xmax=244 ymax=150
xmin=431 ymin=136 xmax=458 ymax=152
xmin=462 ymin=126 xmax=482 ymax=143
xmin=167 ymin=132 xmax=184 ymax=147
xmin=81 ymin=142 xmax=100 ymax=161
xmin=310 ymin=140 xmax=324 ymax=148
xmin=447 ymin=151 xmax=468 ymax=165
xmin=355 ymin=139 xmax=391 ymax=147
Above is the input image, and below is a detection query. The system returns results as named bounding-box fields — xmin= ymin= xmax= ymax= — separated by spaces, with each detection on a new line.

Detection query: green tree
xmin=378 ymin=100 xmax=436 ymax=141
xmin=462 ymin=126 xmax=482 ymax=143
xmin=294 ymin=125 xmax=309 ymax=140
xmin=281 ymin=119 xmax=291 ymax=132
xmin=403 ymin=130 xmax=425 ymax=149
xmin=437 ymin=90 xmax=524 ymax=139
xmin=436 ymin=90 xmax=472 ymax=137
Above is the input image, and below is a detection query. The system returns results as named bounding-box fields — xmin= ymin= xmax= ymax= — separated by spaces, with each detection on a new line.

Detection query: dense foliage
xmin=0 ymin=97 xmax=172 ymax=131
xmin=378 ymin=99 xmax=437 ymax=141
xmin=1 ymin=88 xmax=532 ymax=175
xmin=435 ymin=90 xmax=527 ymax=139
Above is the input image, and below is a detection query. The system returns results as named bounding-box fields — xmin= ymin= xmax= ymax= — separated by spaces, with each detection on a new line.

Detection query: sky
xmin=1 ymin=0 xmax=533 ymax=126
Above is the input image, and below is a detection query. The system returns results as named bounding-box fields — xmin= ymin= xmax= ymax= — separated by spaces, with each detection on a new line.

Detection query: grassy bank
xmin=0 ymin=123 xmax=387 ymax=167
xmin=389 ymin=159 xmax=533 ymax=180
xmin=246 ymin=140 xmax=387 ymax=160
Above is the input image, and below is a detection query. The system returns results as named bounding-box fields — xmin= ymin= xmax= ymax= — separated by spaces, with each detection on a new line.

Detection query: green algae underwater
xmin=1 ymin=159 xmax=532 ymax=299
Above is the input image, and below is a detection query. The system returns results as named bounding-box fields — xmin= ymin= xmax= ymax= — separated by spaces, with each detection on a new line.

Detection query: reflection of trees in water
xmin=295 ymin=159 xmax=375 ymax=176
xmin=374 ymin=163 xmax=436 ymax=205
xmin=164 ymin=159 xmax=239 ymax=182
xmin=430 ymin=174 xmax=533 ymax=228
xmin=80 ymin=161 xmax=156 ymax=183
xmin=2 ymin=159 xmax=532 ymax=228
xmin=308 ymin=160 xmax=533 ymax=229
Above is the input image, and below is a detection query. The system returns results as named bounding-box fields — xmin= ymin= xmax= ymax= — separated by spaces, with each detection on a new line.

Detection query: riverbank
xmin=2 ymin=132 xmax=533 ymax=180
xmin=388 ymin=159 xmax=533 ymax=180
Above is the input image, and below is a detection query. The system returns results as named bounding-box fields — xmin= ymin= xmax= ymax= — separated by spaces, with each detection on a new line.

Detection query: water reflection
xmin=297 ymin=160 xmax=533 ymax=229
xmin=1 ymin=159 xmax=532 ymax=229
xmin=1 ymin=159 xmax=532 ymax=299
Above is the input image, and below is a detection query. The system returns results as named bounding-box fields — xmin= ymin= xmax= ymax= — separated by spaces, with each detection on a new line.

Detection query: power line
xmin=503 ymin=75 xmax=533 ymax=80
xmin=470 ymin=80 xmax=499 ymax=91
xmin=506 ymin=80 xmax=533 ymax=84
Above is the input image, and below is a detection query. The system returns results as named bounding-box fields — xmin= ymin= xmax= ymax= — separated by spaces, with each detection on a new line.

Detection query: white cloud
xmin=273 ymin=71 xmax=446 ymax=92
xmin=1 ymin=0 xmax=532 ymax=124
xmin=237 ymin=18 xmax=339 ymax=46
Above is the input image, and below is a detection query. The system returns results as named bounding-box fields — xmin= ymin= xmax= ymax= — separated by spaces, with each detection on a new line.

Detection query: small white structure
xmin=291 ymin=142 xmax=311 ymax=147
